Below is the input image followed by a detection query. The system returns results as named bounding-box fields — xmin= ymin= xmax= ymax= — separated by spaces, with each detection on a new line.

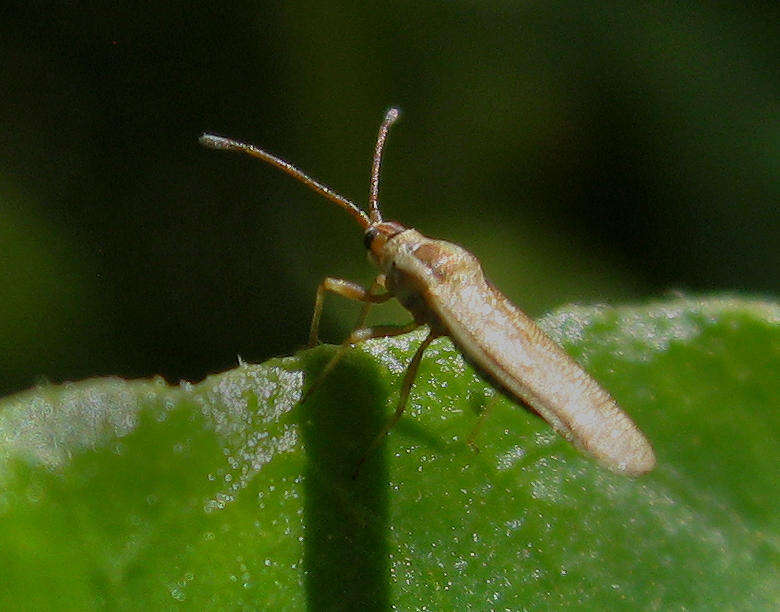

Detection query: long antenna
xmin=199 ymin=133 xmax=371 ymax=229
xmin=369 ymin=107 xmax=401 ymax=223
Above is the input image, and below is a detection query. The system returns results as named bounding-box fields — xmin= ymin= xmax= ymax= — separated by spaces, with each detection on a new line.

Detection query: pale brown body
xmin=372 ymin=227 xmax=655 ymax=475
xmin=200 ymin=107 xmax=656 ymax=476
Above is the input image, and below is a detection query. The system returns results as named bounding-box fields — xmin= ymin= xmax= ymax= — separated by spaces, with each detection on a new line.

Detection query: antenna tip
xmin=199 ymin=133 xmax=231 ymax=150
xmin=385 ymin=107 xmax=401 ymax=122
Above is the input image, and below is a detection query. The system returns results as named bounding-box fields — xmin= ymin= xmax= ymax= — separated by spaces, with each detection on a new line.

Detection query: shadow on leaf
xmin=298 ymin=346 xmax=390 ymax=610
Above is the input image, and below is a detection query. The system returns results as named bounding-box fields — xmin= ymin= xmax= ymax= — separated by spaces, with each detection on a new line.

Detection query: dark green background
xmin=1 ymin=2 xmax=776 ymax=396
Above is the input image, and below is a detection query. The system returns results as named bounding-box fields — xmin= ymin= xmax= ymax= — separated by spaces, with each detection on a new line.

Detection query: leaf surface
xmin=0 ymin=296 xmax=777 ymax=609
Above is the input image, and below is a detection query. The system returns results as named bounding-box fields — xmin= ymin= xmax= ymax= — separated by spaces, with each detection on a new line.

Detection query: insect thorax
xmin=382 ymin=230 xmax=481 ymax=331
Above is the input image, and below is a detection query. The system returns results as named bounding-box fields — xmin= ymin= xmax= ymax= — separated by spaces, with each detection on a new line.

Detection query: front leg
xmin=308 ymin=275 xmax=392 ymax=347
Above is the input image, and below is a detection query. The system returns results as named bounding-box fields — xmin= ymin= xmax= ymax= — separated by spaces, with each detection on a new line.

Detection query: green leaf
xmin=0 ymin=296 xmax=777 ymax=609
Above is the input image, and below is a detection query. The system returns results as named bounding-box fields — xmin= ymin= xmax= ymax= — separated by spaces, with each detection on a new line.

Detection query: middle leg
xmin=353 ymin=329 xmax=439 ymax=477
xmin=301 ymin=321 xmax=422 ymax=405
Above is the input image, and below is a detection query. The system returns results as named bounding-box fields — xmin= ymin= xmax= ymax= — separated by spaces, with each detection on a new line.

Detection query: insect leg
xmin=466 ymin=392 xmax=500 ymax=453
xmin=308 ymin=276 xmax=392 ymax=347
xmin=301 ymin=321 xmax=421 ymax=405
xmin=353 ymin=329 xmax=438 ymax=478
xmin=353 ymin=274 xmax=388 ymax=331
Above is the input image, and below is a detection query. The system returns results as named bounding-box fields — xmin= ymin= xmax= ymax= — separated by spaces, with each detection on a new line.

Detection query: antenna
xmin=369 ymin=107 xmax=401 ymax=223
xmin=199 ymin=133 xmax=371 ymax=229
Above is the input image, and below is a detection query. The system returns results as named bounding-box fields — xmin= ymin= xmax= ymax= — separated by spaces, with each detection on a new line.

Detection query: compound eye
xmin=363 ymin=227 xmax=379 ymax=250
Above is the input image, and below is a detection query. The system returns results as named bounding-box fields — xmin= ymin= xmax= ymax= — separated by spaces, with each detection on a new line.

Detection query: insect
xmin=200 ymin=108 xmax=656 ymax=476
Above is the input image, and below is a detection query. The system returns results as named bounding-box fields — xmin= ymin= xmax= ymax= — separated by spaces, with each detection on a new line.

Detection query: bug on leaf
xmin=200 ymin=108 xmax=656 ymax=476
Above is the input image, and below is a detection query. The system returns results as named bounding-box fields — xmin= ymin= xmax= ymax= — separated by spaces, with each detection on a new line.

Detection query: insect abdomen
xmin=425 ymin=260 xmax=655 ymax=475
xmin=385 ymin=231 xmax=655 ymax=475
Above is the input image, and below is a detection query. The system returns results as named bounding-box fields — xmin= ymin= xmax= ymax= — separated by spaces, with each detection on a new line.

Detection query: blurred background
xmin=0 ymin=2 xmax=776 ymax=397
